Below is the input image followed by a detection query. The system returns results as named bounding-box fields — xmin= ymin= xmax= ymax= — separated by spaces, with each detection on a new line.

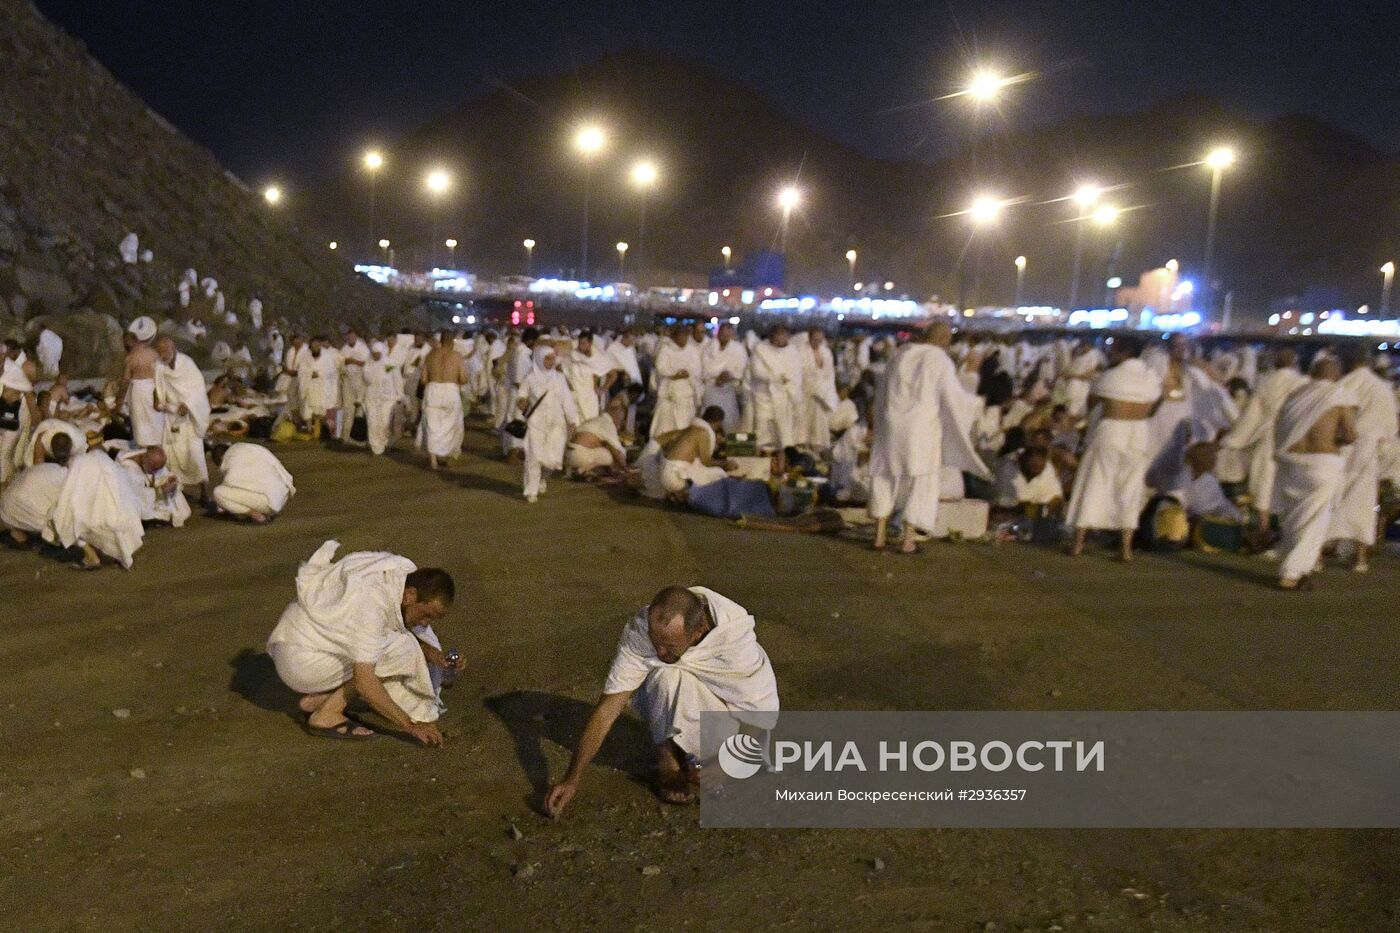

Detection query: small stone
xmin=982 ymin=923 xmax=997 ymax=932
xmin=640 ymin=865 xmax=661 ymax=877
xmin=830 ymin=611 xmax=840 ymax=619
xmin=507 ymin=823 xmax=523 ymax=841
xmin=129 ymin=768 xmax=146 ymax=779
xmin=871 ymin=857 xmax=885 ymax=873
xmin=511 ymin=862 xmax=536 ymax=880
xmin=112 ymin=708 xmax=131 ymax=719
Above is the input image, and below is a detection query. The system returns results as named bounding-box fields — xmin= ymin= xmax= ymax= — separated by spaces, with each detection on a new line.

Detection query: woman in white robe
xmin=520 ymin=346 xmax=580 ymax=502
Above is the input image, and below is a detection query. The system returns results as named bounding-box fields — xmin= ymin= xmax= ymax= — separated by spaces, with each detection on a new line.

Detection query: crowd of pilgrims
xmin=2 ymin=312 xmax=1398 ymax=585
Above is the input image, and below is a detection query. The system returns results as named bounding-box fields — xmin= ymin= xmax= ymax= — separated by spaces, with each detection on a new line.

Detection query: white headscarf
xmin=1 ymin=356 xmax=33 ymax=392
xmin=532 ymin=345 xmax=556 ymax=369
xmin=128 ymin=316 xmax=157 ymax=342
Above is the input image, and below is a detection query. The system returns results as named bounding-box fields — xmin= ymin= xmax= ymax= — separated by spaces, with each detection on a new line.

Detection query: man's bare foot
xmin=653 ymin=741 xmax=696 ymax=805
xmin=429 ymin=455 xmax=439 ymax=471
xmin=1116 ymin=550 xmax=1134 ymax=563
xmin=6 ymin=529 xmax=28 ymax=546
xmin=900 ymin=539 xmax=921 ymax=555
xmin=78 ymin=544 xmax=102 ymax=570
xmin=298 ymin=693 xmax=331 ymax=714
xmin=248 ymin=511 xmax=269 ymax=525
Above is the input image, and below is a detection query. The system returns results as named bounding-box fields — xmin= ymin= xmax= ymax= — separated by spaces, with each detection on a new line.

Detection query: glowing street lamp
xmin=445 ymin=238 xmax=458 ymax=265
xmin=522 ymin=238 xmax=536 ymax=277
xmin=262 ymin=185 xmax=282 ymax=206
xmin=966 ymin=69 xmax=1009 ymax=103
xmin=1093 ymin=205 xmax=1120 ymax=227
xmin=328 ymin=241 xmax=338 ymax=251
xmin=1067 ymin=183 xmax=1103 ymax=310
xmin=423 ymin=169 xmax=452 ymax=267
xmin=845 ymin=249 xmax=857 ymax=287
xmin=1014 ymin=255 xmax=1027 ymax=306
xmin=616 ymin=241 xmax=629 ymax=277
xmin=1201 ymin=145 xmax=1237 ymax=319
xmin=961 ymin=195 xmax=1003 ymax=309
xmin=721 ymin=245 xmax=732 ymax=270
xmin=573 ymin=123 xmax=608 ymax=278
xmin=968 ymin=194 xmax=1003 ymax=225
xmin=777 ymin=185 xmax=802 ymax=253
xmin=1382 ymin=261 xmax=1395 ymax=316
xmin=363 ymin=149 xmax=385 ymax=258
xmin=629 ymin=159 xmax=658 ymax=276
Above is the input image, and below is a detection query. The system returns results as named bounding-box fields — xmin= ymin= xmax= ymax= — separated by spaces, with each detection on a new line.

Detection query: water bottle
xmin=442 ymin=649 xmax=461 ymax=687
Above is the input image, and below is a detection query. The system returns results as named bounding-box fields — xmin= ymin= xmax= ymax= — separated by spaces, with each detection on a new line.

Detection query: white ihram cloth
xmin=521 ymin=361 xmax=579 ymax=497
xmin=603 ymin=587 xmax=779 ymax=759
xmin=266 ymin=540 xmax=441 ymax=722
xmin=650 ymin=340 xmax=702 ymax=438
xmin=297 ymin=348 xmax=340 ymax=420
xmin=213 ymin=442 xmax=295 ymax=517
xmin=1219 ymin=366 xmax=1307 ymax=513
xmin=1327 ymin=368 xmax=1397 ymax=546
xmin=1272 ymin=380 xmax=1357 ymax=581
xmin=37 ymin=328 xmax=62 ymax=377
xmin=156 ymin=352 xmax=210 ymax=485
xmin=338 ymin=339 xmax=370 ymax=440
xmin=127 ymin=377 xmax=166 ymax=447
xmin=867 ymin=343 xmax=989 ymax=535
xmin=567 ymin=348 xmax=610 ymax=421
xmin=363 ymin=345 xmax=404 ymax=455
xmin=567 ymin=413 xmax=624 ymax=472
xmin=1057 ymin=347 xmax=1104 ymax=416
xmin=417 ymin=382 xmax=464 ymax=459
xmin=46 ymin=452 xmax=145 ymax=567
xmin=638 ymin=419 xmax=728 ymax=499
xmin=116 ymin=450 xmax=191 ymax=527
xmin=22 ymin=418 xmax=87 ymax=468
xmin=700 ymin=338 xmax=749 ymax=432
xmin=797 ymin=342 xmax=839 ymax=450
xmin=1065 ymin=359 xmax=1162 ymax=531
xmin=0 ymin=462 xmax=68 ymax=533
xmin=749 ymin=341 xmax=803 ymax=449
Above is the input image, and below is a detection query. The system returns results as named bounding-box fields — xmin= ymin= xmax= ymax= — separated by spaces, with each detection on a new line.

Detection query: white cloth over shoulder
xmin=604 ymin=587 xmax=779 ymax=758
xmin=266 ymin=540 xmax=440 ymax=722
xmin=213 ymin=442 xmax=295 ymax=517
xmin=1274 ymin=380 xmax=1356 ymax=453
xmin=156 ymin=351 xmax=210 ymax=485
xmin=47 ymin=451 xmax=146 ymax=567
xmin=0 ymin=462 xmax=68 ymax=533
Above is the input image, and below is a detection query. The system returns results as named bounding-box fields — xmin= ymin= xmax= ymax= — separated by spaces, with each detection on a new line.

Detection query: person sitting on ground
xmin=995 ymin=445 xmax=1064 ymax=513
xmin=210 ymin=442 xmax=296 ymax=524
xmin=1165 ymin=441 xmax=1245 ymax=524
xmin=545 ymin=585 xmax=779 ymax=814
xmin=114 ymin=445 xmax=191 ymax=527
xmin=566 ymin=395 xmax=629 ymax=478
xmin=1 ymin=433 xmax=73 ymax=547
xmin=638 ymin=406 xmax=734 ymax=502
xmin=266 ymin=540 xmax=460 ymax=744
xmin=48 ymin=445 xmax=147 ymax=569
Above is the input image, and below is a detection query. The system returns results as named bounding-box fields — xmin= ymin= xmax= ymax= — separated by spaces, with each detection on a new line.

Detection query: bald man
xmin=546 ymin=586 xmax=779 ymax=814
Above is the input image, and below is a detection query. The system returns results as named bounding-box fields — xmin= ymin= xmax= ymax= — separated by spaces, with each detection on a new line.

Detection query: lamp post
xmin=629 ymin=159 xmax=657 ymax=278
xmin=721 ymin=245 xmax=732 ymax=271
xmin=363 ymin=149 xmax=384 ymax=260
xmin=573 ymin=124 xmax=607 ymax=279
xmin=445 ymin=238 xmax=457 ymax=266
xmin=616 ymin=241 xmax=629 ymax=278
xmin=776 ymin=185 xmax=801 ymax=254
xmin=378 ymin=238 xmax=391 ymax=263
xmin=962 ymin=194 xmax=1002 ymax=310
xmin=1383 ymin=262 xmax=1395 ymax=317
xmin=424 ymin=168 xmax=451 ymax=268
xmin=522 ymin=238 xmax=535 ymax=277
xmin=1014 ymin=255 xmax=1027 ymax=307
xmin=263 ymin=185 xmax=282 ymax=206
xmin=845 ymin=249 xmax=857 ymax=289
xmin=1201 ymin=146 xmax=1236 ymax=319
xmin=1093 ymin=206 xmax=1122 ymax=309
xmin=1068 ymin=184 xmax=1101 ymax=310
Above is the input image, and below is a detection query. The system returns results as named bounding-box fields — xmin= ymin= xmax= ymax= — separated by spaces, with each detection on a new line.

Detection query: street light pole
xmin=574 ymin=125 xmax=607 ymax=280
xmin=721 ymin=245 xmax=732 ymax=271
xmin=1201 ymin=147 xmax=1236 ymax=320
xmin=617 ymin=241 xmax=628 ymax=278
xmin=1383 ymin=262 xmax=1395 ymax=316
xmin=523 ymin=239 xmax=535 ymax=277
xmin=1068 ymin=185 xmax=1100 ymax=311
xmin=1014 ymin=255 xmax=1027 ymax=307
xmin=845 ymin=249 xmax=857 ymax=289
xmin=363 ymin=150 xmax=384 ymax=261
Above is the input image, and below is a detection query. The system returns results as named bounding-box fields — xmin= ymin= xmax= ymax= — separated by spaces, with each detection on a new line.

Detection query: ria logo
xmin=717 ymin=733 xmax=766 ymax=779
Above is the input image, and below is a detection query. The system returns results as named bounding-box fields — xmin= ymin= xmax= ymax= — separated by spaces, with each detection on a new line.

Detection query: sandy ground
xmin=2 ymin=423 xmax=1398 ymax=931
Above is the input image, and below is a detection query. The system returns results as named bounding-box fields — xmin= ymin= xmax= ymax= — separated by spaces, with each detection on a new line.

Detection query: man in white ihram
xmin=546 ymin=586 xmax=779 ymax=814
xmin=210 ymin=442 xmax=295 ymax=523
xmin=267 ymin=540 xmax=460 ymax=743
xmin=154 ymin=336 xmax=210 ymax=501
xmin=868 ymin=322 xmax=989 ymax=553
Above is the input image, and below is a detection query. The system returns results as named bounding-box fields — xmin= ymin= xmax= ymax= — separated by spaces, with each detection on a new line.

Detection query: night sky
xmin=33 ymin=0 xmax=1400 ymax=186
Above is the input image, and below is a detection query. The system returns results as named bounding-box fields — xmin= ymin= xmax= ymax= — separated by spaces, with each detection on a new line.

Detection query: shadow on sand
xmin=485 ymin=689 xmax=651 ymax=809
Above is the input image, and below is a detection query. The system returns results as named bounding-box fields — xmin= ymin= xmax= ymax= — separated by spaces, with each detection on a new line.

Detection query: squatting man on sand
xmin=267 ymin=540 xmax=462 ymax=744
xmin=546 ymin=585 xmax=779 ymax=815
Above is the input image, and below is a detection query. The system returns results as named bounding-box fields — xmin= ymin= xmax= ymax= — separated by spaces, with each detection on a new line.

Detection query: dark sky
xmin=35 ymin=0 xmax=1400 ymax=186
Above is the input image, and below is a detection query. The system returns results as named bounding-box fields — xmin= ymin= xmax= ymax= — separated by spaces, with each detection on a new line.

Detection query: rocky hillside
xmin=0 ymin=0 xmax=399 ymax=376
